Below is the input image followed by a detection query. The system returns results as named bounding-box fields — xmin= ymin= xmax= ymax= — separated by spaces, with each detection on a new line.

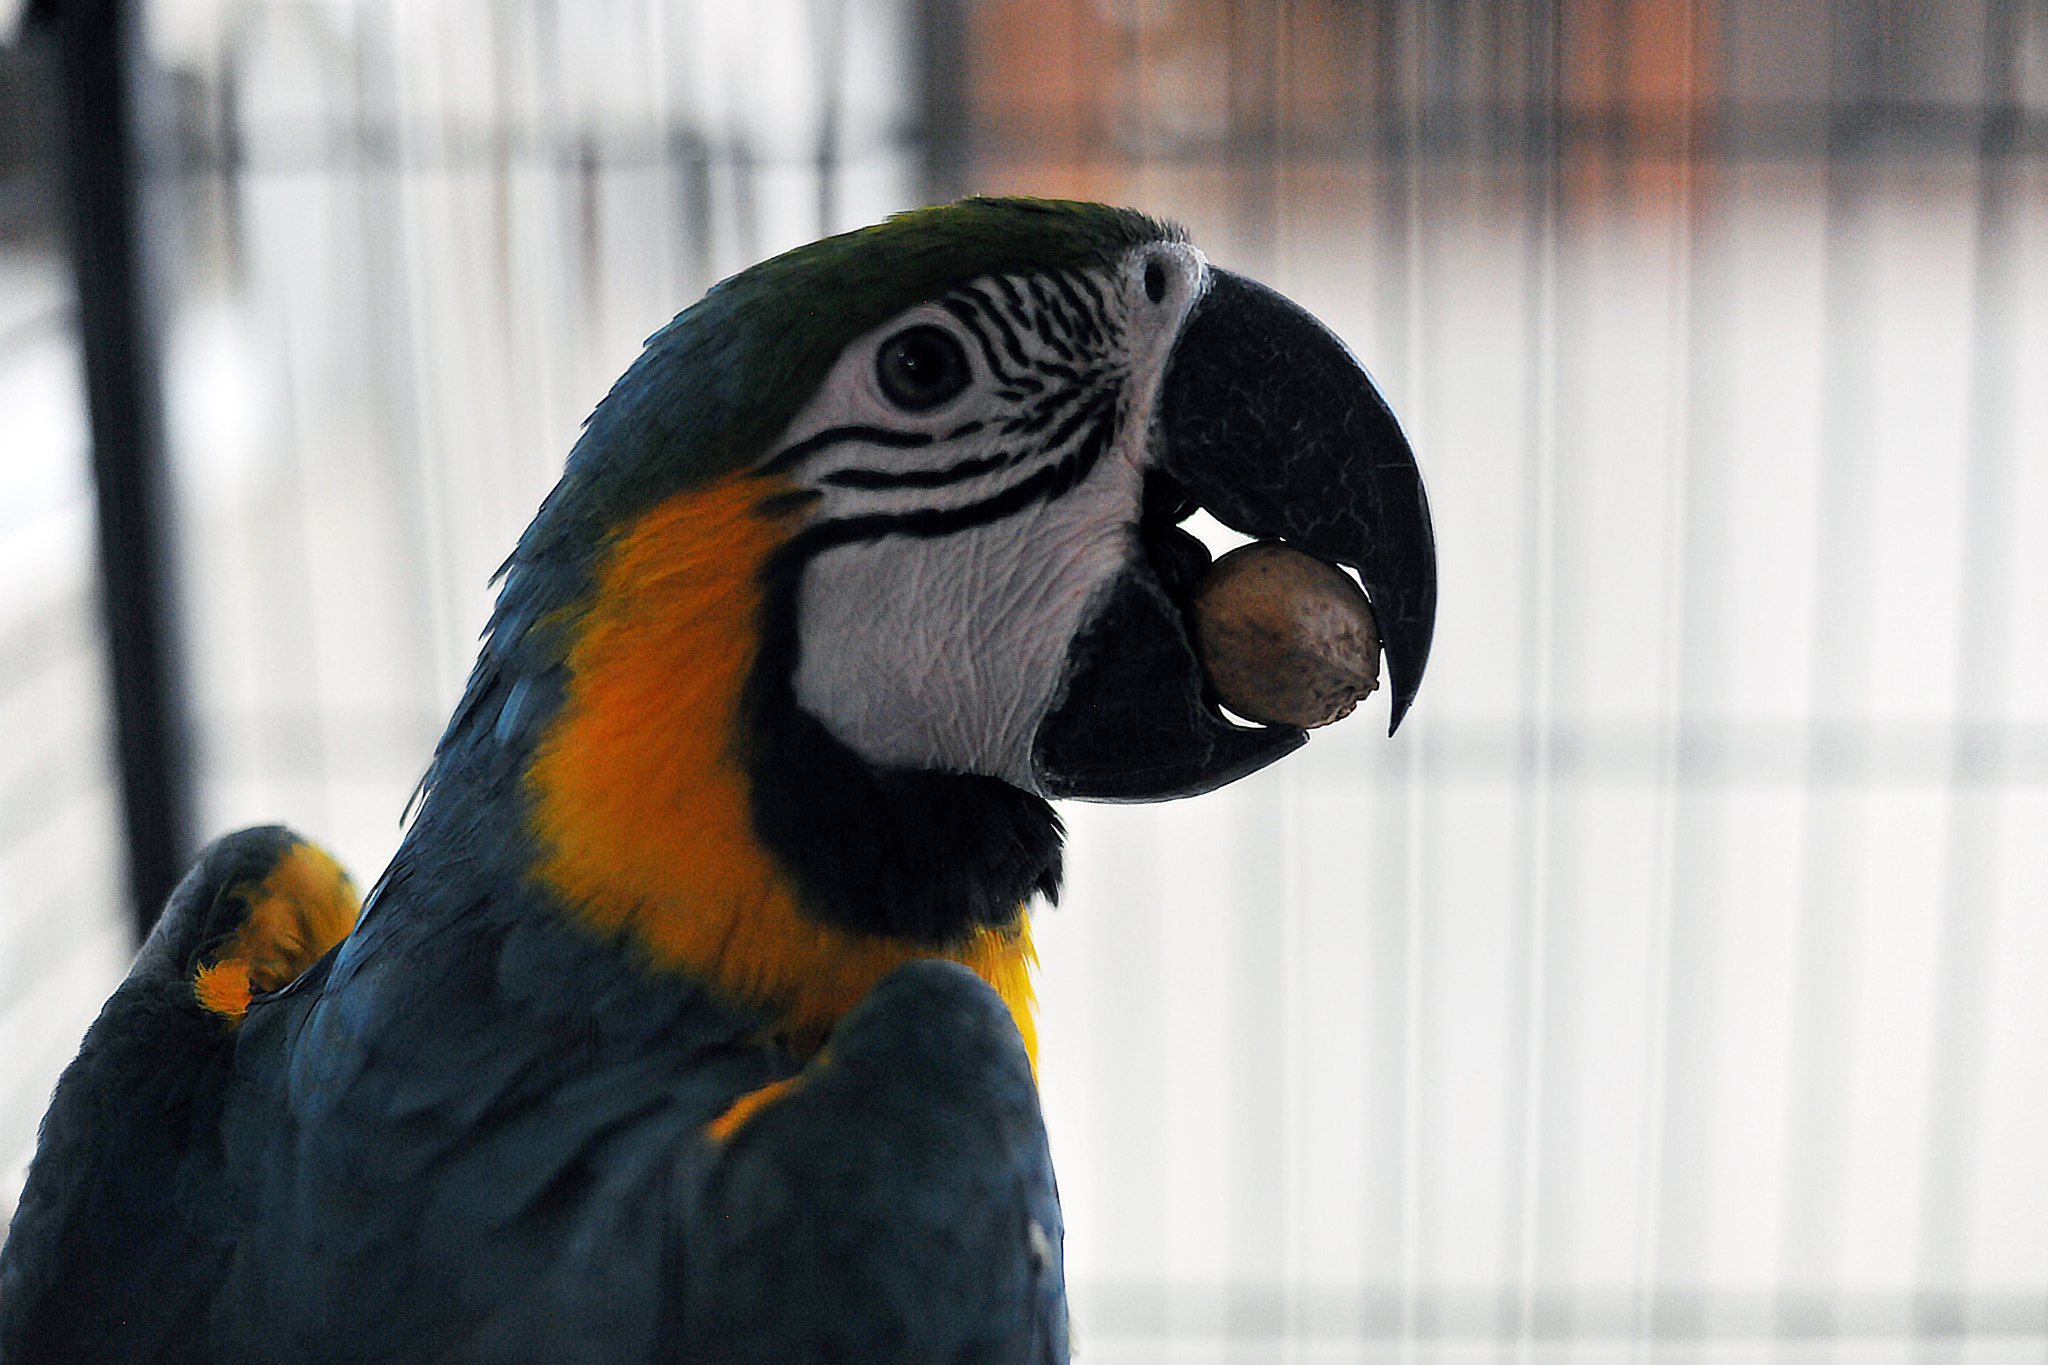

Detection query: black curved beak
xmin=1033 ymin=267 xmax=1437 ymax=803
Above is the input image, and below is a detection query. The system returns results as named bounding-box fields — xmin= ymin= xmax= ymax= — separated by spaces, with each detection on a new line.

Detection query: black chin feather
xmin=742 ymin=543 xmax=1065 ymax=946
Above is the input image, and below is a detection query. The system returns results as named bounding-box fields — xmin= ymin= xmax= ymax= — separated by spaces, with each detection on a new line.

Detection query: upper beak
xmin=1032 ymin=267 xmax=1438 ymax=802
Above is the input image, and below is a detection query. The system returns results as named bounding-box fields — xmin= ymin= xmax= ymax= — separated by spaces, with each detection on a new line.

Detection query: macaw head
xmin=428 ymin=198 xmax=1434 ymax=1044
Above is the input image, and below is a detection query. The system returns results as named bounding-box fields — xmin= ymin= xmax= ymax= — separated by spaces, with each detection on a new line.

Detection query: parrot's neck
xmin=520 ymin=473 xmax=1039 ymax=1060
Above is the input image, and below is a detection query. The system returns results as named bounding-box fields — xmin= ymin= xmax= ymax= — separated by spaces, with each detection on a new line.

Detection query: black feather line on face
xmin=819 ymin=449 xmax=1012 ymax=491
xmin=775 ymin=400 xmax=1117 ymax=556
xmin=759 ymin=425 xmax=935 ymax=477
xmin=741 ymin=512 xmax=1063 ymax=945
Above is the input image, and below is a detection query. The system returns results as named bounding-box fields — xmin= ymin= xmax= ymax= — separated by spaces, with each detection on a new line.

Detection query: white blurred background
xmin=1 ymin=1 xmax=2045 ymax=1358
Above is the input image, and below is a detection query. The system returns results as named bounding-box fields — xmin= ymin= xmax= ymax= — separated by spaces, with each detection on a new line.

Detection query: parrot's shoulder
xmin=0 ymin=825 xmax=359 ymax=1364
xmin=203 ymin=832 xmax=797 ymax=1357
xmin=683 ymin=960 xmax=1068 ymax=1363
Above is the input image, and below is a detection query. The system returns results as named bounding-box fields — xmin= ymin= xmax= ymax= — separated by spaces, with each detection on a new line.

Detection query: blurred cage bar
xmin=0 ymin=0 xmax=138 ymax=1261
xmin=2 ymin=0 xmax=2047 ymax=1357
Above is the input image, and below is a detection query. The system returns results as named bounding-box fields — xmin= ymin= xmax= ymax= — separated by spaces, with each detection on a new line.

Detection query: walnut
xmin=1188 ymin=541 xmax=1380 ymax=729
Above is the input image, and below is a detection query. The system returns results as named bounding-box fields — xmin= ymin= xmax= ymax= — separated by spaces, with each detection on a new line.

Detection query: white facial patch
xmin=766 ymin=241 xmax=1210 ymax=792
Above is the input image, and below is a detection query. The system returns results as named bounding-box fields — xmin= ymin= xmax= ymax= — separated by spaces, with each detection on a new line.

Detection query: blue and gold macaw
xmin=0 ymin=199 xmax=1434 ymax=1362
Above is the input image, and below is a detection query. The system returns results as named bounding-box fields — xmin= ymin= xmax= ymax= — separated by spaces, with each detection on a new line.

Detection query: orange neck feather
xmin=524 ymin=472 xmax=1038 ymax=1062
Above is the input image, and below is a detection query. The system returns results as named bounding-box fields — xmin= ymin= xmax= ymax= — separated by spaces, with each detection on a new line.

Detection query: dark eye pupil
xmin=1144 ymin=260 xmax=1166 ymax=303
xmin=876 ymin=326 xmax=970 ymax=411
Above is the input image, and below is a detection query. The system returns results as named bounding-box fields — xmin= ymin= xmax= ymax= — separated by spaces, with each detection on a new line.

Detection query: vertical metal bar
xmin=1393 ymin=6 xmax=1430 ymax=1354
xmin=911 ymin=0 xmax=970 ymax=206
xmin=1912 ymin=1 xmax=2021 ymax=1350
xmin=31 ymin=0 xmax=193 ymax=942
xmin=1507 ymin=0 xmax=1561 ymax=1344
xmin=1651 ymin=0 xmax=1732 ymax=1335
xmin=1778 ymin=0 xmax=1881 ymax=1340
xmin=812 ymin=0 xmax=845 ymax=237
xmin=1635 ymin=0 xmax=1717 ymax=1347
xmin=1357 ymin=0 xmax=1422 ymax=1342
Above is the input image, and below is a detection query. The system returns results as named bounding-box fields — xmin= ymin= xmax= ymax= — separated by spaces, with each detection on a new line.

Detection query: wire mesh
xmin=1 ymin=0 xmax=2045 ymax=1356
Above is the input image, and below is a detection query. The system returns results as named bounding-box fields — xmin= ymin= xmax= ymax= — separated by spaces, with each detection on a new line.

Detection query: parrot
xmin=0 ymin=197 xmax=1434 ymax=1363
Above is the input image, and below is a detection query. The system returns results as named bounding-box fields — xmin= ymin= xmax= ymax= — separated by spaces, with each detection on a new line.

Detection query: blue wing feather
xmin=0 ymin=827 xmax=307 ymax=1363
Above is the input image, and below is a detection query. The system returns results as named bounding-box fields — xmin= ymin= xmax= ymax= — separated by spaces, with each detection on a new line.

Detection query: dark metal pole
xmin=29 ymin=0 xmax=194 ymax=941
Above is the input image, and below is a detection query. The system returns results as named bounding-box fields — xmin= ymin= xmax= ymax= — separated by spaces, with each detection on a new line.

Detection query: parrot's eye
xmin=875 ymin=325 xmax=971 ymax=411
